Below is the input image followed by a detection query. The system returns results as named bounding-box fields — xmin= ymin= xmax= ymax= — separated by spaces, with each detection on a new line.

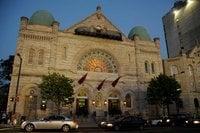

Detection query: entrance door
xmin=76 ymin=98 xmax=88 ymax=117
xmin=108 ymin=99 xmax=121 ymax=116
xmin=24 ymin=96 xmax=37 ymax=120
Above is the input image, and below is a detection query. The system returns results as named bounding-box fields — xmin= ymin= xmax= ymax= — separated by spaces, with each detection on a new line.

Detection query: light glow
xmin=107 ymin=123 xmax=113 ymax=127
xmin=173 ymin=9 xmax=180 ymax=18
xmin=193 ymin=120 xmax=200 ymax=124
xmin=187 ymin=0 xmax=194 ymax=7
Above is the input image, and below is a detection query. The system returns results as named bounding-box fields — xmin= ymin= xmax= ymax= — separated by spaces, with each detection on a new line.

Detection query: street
xmin=1 ymin=127 xmax=200 ymax=133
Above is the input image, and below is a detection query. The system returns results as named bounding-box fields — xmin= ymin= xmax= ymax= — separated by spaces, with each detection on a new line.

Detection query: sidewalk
xmin=77 ymin=117 xmax=99 ymax=128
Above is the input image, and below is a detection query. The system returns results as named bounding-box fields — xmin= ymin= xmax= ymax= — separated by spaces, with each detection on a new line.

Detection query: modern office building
xmin=163 ymin=0 xmax=200 ymax=58
xmin=7 ymin=7 xmax=163 ymax=120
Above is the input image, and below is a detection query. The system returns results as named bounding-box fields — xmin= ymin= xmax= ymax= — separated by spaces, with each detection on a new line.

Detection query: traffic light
xmin=40 ymin=100 xmax=47 ymax=110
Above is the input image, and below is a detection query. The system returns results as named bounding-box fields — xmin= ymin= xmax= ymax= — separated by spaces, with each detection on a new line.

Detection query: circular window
xmin=77 ymin=50 xmax=118 ymax=73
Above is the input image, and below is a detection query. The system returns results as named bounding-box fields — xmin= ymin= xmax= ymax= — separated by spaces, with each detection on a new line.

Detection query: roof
xmin=29 ymin=10 xmax=55 ymax=26
xmin=128 ymin=26 xmax=151 ymax=41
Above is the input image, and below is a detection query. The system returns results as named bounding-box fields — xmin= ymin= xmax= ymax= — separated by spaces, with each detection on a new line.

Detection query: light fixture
xmin=104 ymin=100 xmax=107 ymax=105
xmin=123 ymin=101 xmax=127 ymax=106
xmin=187 ymin=0 xmax=194 ymax=7
xmin=92 ymin=100 xmax=95 ymax=105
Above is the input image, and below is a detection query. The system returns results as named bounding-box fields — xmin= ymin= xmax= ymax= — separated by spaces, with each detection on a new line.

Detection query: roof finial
xmin=96 ymin=5 xmax=102 ymax=11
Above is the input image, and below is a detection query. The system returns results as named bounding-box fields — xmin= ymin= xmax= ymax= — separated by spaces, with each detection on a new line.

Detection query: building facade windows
xmin=151 ymin=63 xmax=155 ymax=74
xmin=125 ymin=94 xmax=131 ymax=108
xmin=145 ymin=61 xmax=150 ymax=73
xmin=77 ymin=50 xmax=118 ymax=73
xmin=28 ymin=48 xmax=35 ymax=64
xmin=188 ymin=64 xmax=194 ymax=76
xmin=171 ymin=65 xmax=178 ymax=76
xmin=38 ymin=49 xmax=44 ymax=65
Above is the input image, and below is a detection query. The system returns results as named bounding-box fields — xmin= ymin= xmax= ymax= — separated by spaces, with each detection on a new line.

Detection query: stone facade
xmin=163 ymin=46 xmax=200 ymax=114
xmin=7 ymin=9 xmax=163 ymax=119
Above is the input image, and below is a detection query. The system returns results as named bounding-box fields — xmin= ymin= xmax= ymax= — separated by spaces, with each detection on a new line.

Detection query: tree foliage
xmin=146 ymin=74 xmax=181 ymax=115
xmin=0 ymin=55 xmax=14 ymax=112
xmin=38 ymin=72 xmax=74 ymax=114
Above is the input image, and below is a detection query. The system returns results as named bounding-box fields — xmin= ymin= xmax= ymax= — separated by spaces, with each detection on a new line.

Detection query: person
xmin=11 ymin=113 xmax=17 ymax=127
xmin=1 ymin=112 xmax=7 ymax=124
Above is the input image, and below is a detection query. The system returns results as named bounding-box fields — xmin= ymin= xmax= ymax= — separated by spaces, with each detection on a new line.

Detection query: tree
xmin=0 ymin=55 xmax=14 ymax=112
xmin=146 ymin=74 xmax=181 ymax=116
xmin=38 ymin=72 xmax=74 ymax=114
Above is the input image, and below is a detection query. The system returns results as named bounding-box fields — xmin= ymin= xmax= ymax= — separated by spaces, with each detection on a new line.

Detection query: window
xmin=63 ymin=47 xmax=67 ymax=60
xmin=38 ymin=49 xmax=44 ymax=65
xmin=125 ymin=94 xmax=131 ymax=108
xmin=171 ymin=65 xmax=178 ymax=76
xmin=188 ymin=65 xmax=193 ymax=76
xmin=144 ymin=61 xmax=150 ymax=73
xmin=28 ymin=48 xmax=35 ymax=64
xmin=151 ymin=63 xmax=155 ymax=73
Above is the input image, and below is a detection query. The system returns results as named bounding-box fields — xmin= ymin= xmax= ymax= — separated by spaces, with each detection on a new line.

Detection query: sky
xmin=0 ymin=0 xmax=175 ymax=59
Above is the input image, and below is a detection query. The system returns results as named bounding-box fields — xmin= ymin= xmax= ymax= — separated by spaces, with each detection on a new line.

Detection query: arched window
xmin=197 ymin=62 xmax=200 ymax=74
xmin=171 ymin=65 xmax=178 ymax=76
xmin=151 ymin=62 xmax=155 ymax=74
xmin=144 ymin=61 xmax=150 ymax=73
xmin=125 ymin=94 xmax=131 ymax=108
xmin=77 ymin=50 xmax=118 ymax=73
xmin=38 ymin=49 xmax=44 ymax=65
xmin=28 ymin=48 xmax=35 ymax=64
xmin=188 ymin=65 xmax=193 ymax=76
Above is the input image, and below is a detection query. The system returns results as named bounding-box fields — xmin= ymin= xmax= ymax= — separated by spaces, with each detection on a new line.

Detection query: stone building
xmin=7 ymin=7 xmax=163 ymax=119
xmin=163 ymin=0 xmax=200 ymax=58
xmin=163 ymin=46 xmax=200 ymax=114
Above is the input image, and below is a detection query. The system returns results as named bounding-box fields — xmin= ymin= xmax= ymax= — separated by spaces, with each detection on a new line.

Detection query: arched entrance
xmin=24 ymin=89 xmax=37 ymax=120
xmin=108 ymin=93 xmax=121 ymax=116
xmin=76 ymin=88 xmax=89 ymax=117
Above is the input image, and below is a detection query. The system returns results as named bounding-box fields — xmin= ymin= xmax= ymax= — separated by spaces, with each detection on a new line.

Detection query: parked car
xmin=21 ymin=115 xmax=78 ymax=132
xmin=99 ymin=115 xmax=145 ymax=131
xmin=185 ymin=117 xmax=200 ymax=127
xmin=160 ymin=113 xmax=191 ymax=127
xmin=148 ymin=118 xmax=163 ymax=126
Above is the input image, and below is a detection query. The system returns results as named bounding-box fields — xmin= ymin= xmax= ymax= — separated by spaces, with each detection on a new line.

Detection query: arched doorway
xmin=24 ymin=89 xmax=37 ymax=120
xmin=108 ymin=93 xmax=121 ymax=116
xmin=76 ymin=88 xmax=89 ymax=117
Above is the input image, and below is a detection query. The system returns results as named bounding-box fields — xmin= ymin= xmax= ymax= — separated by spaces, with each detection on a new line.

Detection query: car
xmin=21 ymin=115 xmax=78 ymax=132
xmin=148 ymin=118 xmax=163 ymax=126
xmin=185 ymin=117 xmax=200 ymax=127
xmin=160 ymin=113 xmax=191 ymax=127
xmin=99 ymin=115 xmax=145 ymax=131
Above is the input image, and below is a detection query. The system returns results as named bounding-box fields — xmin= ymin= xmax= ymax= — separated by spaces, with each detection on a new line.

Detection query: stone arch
xmin=75 ymin=87 xmax=90 ymax=97
xmin=38 ymin=49 xmax=44 ymax=65
xmin=123 ymin=89 xmax=137 ymax=109
xmin=28 ymin=48 xmax=35 ymax=64
xmin=22 ymin=84 xmax=38 ymax=120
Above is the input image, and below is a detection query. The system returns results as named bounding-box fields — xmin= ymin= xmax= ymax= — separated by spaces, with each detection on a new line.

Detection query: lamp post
xmin=13 ymin=53 xmax=22 ymax=114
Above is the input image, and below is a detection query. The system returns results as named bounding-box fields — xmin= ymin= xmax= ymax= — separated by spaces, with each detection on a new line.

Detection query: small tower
xmin=20 ymin=16 xmax=29 ymax=30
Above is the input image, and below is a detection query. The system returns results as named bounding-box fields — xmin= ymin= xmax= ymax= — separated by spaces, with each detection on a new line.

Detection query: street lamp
xmin=13 ymin=53 xmax=22 ymax=114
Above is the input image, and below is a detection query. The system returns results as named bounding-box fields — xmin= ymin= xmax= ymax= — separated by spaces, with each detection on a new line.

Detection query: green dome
xmin=29 ymin=10 xmax=55 ymax=26
xmin=128 ymin=26 xmax=151 ymax=41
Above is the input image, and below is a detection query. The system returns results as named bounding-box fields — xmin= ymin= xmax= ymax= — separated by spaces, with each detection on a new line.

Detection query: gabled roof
xmin=64 ymin=10 xmax=127 ymax=39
